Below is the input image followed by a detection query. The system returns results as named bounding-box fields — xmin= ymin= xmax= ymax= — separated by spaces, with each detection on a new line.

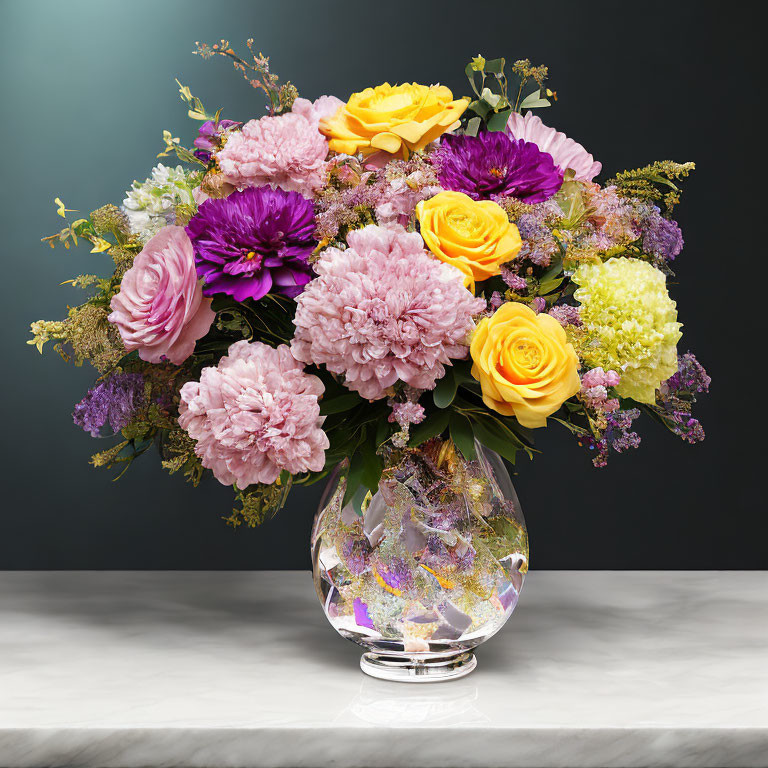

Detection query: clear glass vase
xmin=311 ymin=438 xmax=528 ymax=682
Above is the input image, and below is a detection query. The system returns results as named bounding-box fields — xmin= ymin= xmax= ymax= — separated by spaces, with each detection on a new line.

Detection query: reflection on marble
xmin=0 ymin=571 xmax=766 ymax=767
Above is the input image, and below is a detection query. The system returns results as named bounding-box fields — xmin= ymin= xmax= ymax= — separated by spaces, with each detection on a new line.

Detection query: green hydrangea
xmin=573 ymin=258 xmax=682 ymax=403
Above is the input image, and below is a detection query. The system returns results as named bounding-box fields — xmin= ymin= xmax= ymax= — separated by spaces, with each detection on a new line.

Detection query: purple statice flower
xmin=193 ymin=119 xmax=240 ymax=163
xmin=434 ymin=132 xmax=563 ymax=203
xmin=453 ymin=544 xmax=476 ymax=572
xmin=489 ymin=291 xmax=505 ymax=310
xmin=375 ymin=556 xmax=414 ymax=594
xmin=605 ymin=409 xmax=642 ymax=454
xmin=341 ymin=536 xmax=371 ymax=576
xmin=662 ymin=352 xmax=710 ymax=395
xmin=664 ymin=412 xmax=706 ymax=444
xmin=72 ymin=373 xmax=144 ymax=437
xmin=650 ymin=353 xmax=709 ymax=445
xmin=584 ymin=408 xmax=642 ymax=468
xmin=501 ymin=267 xmax=528 ymax=294
xmin=548 ymin=304 xmax=582 ymax=327
xmin=426 ymin=534 xmax=451 ymax=565
xmin=640 ymin=205 xmax=684 ymax=261
xmin=186 ymin=187 xmax=316 ymax=302
xmin=514 ymin=207 xmax=561 ymax=267
xmin=424 ymin=535 xmax=476 ymax=572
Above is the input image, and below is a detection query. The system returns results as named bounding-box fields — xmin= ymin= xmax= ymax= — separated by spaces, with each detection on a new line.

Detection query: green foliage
xmin=608 ymin=161 xmax=695 ymax=212
xmin=175 ymin=79 xmax=221 ymax=123
xmin=157 ymin=129 xmax=206 ymax=166
xmin=463 ymin=55 xmax=552 ymax=136
xmin=449 ymin=412 xmax=477 ymax=461
xmin=160 ymin=428 xmax=205 ymax=487
xmin=409 ymin=365 xmax=536 ymax=467
xmin=225 ymin=474 xmax=293 ymax=527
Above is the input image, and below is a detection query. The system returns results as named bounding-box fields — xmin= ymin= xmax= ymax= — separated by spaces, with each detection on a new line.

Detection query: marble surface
xmin=0 ymin=571 xmax=766 ymax=768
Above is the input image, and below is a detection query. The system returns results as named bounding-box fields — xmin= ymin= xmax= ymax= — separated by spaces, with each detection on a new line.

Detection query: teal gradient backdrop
xmin=0 ymin=0 xmax=759 ymax=568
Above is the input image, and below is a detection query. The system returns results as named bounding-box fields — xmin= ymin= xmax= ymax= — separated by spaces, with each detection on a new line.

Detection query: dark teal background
xmin=0 ymin=0 xmax=760 ymax=568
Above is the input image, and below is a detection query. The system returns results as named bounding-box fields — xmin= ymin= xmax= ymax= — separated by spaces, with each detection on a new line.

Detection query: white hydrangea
xmin=122 ymin=164 xmax=196 ymax=242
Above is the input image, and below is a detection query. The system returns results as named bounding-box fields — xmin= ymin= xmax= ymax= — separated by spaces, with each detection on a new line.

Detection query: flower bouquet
xmin=30 ymin=43 xmax=709 ymax=680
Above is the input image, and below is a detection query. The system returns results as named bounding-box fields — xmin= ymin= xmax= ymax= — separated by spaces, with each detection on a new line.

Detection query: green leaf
xmin=451 ymin=358 xmax=475 ymax=384
xmin=486 ymin=108 xmax=512 ymax=132
xmin=471 ymin=415 xmax=520 ymax=464
xmin=519 ymin=89 xmax=551 ymax=110
xmin=485 ymin=57 xmax=505 ymax=74
xmin=319 ymin=393 xmax=363 ymax=415
xmin=360 ymin=442 xmax=382 ymax=494
xmin=538 ymin=276 xmax=564 ymax=294
xmin=468 ymin=99 xmax=491 ymax=119
xmin=342 ymin=452 xmax=365 ymax=510
xmin=464 ymin=63 xmax=482 ymax=97
xmin=449 ymin=413 xmax=477 ymax=461
xmin=433 ymin=369 xmax=458 ymax=409
xmin=465 ymin=116 xmax=482 ymax=137
xmin=408 ymin=410 xmax=450 ymax=447
xmin=539 ymin=255 xmax=563 ymax=285
xmin=480 ymin=87 xmax=502 ymax=109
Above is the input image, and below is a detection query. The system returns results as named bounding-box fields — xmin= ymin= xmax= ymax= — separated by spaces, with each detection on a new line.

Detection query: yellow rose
xmin=319 ymin=83 xmax=468 ymax=158
xmin=416 ymin=191 xmax=522 ymax=291
xmin=470 ymin=302 xmax=581 ymax=428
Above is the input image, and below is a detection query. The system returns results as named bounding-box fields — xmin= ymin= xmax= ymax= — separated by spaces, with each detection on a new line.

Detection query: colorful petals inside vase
xmin=311 ymin=439 xmax=528 ymax=682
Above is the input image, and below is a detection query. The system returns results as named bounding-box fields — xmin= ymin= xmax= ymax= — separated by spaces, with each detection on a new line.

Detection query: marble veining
xmin=0 ymin=571 xmax=766 ymax=767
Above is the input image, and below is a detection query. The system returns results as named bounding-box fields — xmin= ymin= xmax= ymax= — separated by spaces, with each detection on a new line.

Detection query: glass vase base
xmin=360 ymin=651 xmax=477 ymax=683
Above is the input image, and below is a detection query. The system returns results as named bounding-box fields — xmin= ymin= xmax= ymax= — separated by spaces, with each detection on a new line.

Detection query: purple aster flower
xmin=72 ymin=373 xmax=144 ymax=438
xmin=434 ymin=131 xmax=563 ymax=203
xmin=186 ymin=186 xmax=316 ymax=302
xmin=193 ymin=119 xmax=240 ymax=163
xmin=640 ymin=205 xmax=684 ymax=261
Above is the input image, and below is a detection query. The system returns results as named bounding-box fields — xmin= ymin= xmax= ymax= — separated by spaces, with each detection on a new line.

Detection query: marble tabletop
xmin=0 ymin=571 xmax=766 ymax=768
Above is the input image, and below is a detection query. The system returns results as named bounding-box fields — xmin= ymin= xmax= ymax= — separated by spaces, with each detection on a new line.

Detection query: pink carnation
xmin=292 ymin=225 xmax=485 ymax=400
xmin=216 ymin=96 xmax=340 ymax=197
xmin=108 ymin=226 xmax=214 ymax=365
xmin=178 ymin=341 xmax=328 ymax=487
xmin=506 ymin=112 xmax=601 ymax=182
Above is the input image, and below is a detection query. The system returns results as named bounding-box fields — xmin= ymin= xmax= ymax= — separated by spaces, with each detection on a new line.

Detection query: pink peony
xmin=506 ymin=112 xmax=601 ymax=182
xmin=108 ymin=226 xmax=214 ymax=365
xmin=178 ymin=341 xmax=329 ymax=487
xmin=292 ymin=225 xmax=486 ymax=400
xmin=215 ymin=96 xmax=341 ymax=197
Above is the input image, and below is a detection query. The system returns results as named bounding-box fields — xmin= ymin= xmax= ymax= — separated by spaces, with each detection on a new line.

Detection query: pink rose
xmin=108 ymin=226 xmax=214 ymax=365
